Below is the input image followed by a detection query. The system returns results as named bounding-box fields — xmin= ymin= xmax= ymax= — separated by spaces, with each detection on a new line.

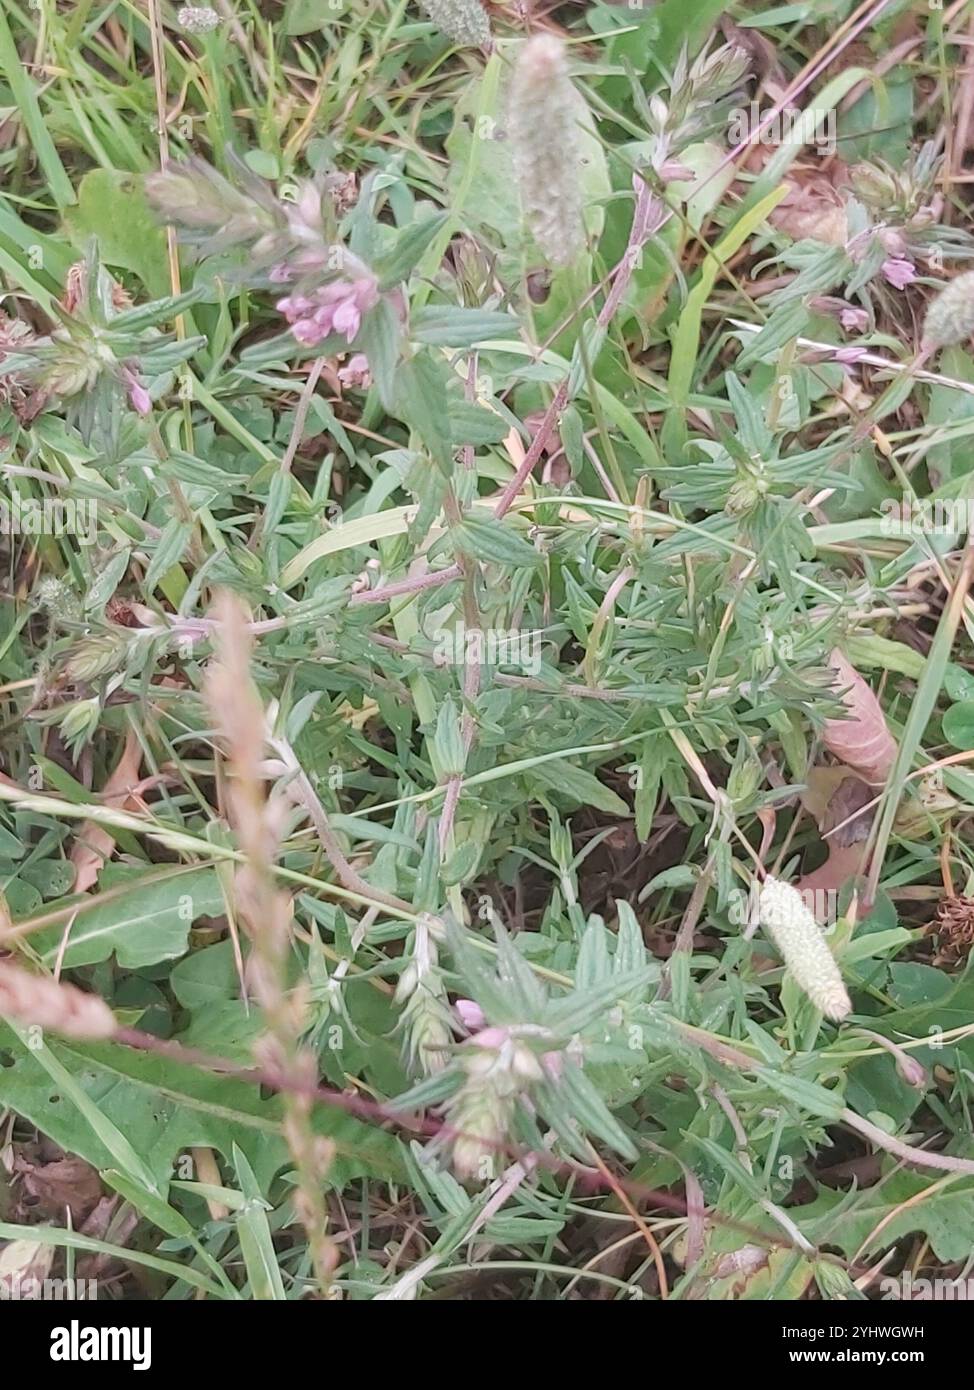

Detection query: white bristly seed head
xmin=176 ymin=6 xmax=221 ymax=34
xmin=508 ymin=36 xmax=587 ymax=269
xmin=419 ymin=0 xmax=491 ymax=48
xmin=922 ymin=270 xmax=974 ymax=351
xmin=758 ymin=877 xmax=851 ymax=1021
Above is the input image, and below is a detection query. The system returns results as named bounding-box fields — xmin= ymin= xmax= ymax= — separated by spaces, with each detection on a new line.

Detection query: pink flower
xmin=338 ymin=353 xmax=372 ymax=390
xmin=467 ymin=1026 xmax=510 ymax=1051
xmin=454 ymin=998 xmax=487 ymax=1032
xmin=275 ymin=294 xmax=313 ymax=317
xmin=268 ymin=263 xmax=293 ymax=285
xmin=277 ymin=276 xmax=379 ymax=347
xmin=121 ymin=366 xmax=151 ymax=416
xmin=880 ymin=228 xmax=908 ymax=258
xmin=542 ymin=1051 xmax=563 ymax=1081
xmin=882 ymin=257 xmax=917 ymax=291
xmin=291 ymin=318 xmax=322 ymax=346
xmin=331 ymin=298 xmax=361 ymax=339
xmin=839 ymin=305 xmax=869 ymax=332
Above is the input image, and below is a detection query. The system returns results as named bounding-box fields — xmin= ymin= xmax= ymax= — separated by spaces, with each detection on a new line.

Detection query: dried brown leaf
xmin=69 ymin=729 xmax=142 ymax=893
xmin=797 ymin=771 xmax=875 ymax=910
xmin=14 ymin=1153 xmax=103 ymax=1224
xmin=768 ymin=169 xmax=849 ymax=246
xmin=822 ymin=649 xmax=897 ymax=786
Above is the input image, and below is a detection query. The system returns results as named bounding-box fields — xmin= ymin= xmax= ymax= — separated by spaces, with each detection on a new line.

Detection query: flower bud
xmin=454 ymin=997 xmax=487 ymax=1032
xmin=701 ymin=44 xmax=750 ymax=94
xmin=63 ymin=633 xmax=128 ymax=684
xmin=895 ymin=1053 xmax=927 ymax=1089
xmin=850 ymin=164 xmax=897 ymax=208
xmin=725 ymin=474 xmax=767 ymax=516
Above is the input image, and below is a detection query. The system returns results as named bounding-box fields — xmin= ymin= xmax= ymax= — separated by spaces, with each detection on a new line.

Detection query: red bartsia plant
xmin=145 ymin=156 xmax=385 ymax=363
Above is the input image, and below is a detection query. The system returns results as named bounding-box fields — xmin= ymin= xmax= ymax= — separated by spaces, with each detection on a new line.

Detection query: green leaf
xmin=0 ymin=822 xmax=25 ymax=858
xmin=664 ymin=188 xmax=787 ymax=457
xmin=432 ymin=699 xmax=465 ymax=778
xmin=0 ymin=1023 xmax=405 ymax=1189
xmin=440 ymin=838 xmax=480 ymax=886
xmin=454 ymin=515 xmax=541 ymax=568
xmin=528 ymin=762 xmax=630 ymax=817
xmin=65 ymin=169 xmax=170 ymax=297
xmin=144 ymin=518 xmax=193 ymax=596
xmin=548 ymin=1060 xmax=638 ymax=1161
xmin=377 ymin=214 xmax=449 ymax=289
xmin=170 ymin=939 xmax=240 ymax=1010
xmin=262 ymin=469 xmax=293 ymax=533
xmin=110 ymin=286 xmax=205 ymax=334
xmin=0 ymin=1218 xmax=224 ymax=1297
xmin=643 ymin=865 xmax=696 ymax=894
xmin=11 ymin=1028 xmax=161 ymax=1194
xmin=411 ymin=306 xmax=515 ymax=348
xmin=357 ymin=297 xmax=401 ymax=410
xmin=101 ymin=1168 xmax=194 ymax=1239
xmin=836 ymin=73 xmax=911 ymax=165
xmin=634 ymin=738 xmax=662 ymax=842
xmin=797 ymin=1174 xmax=974 ymax=1263
xmin=756 ymin=1067 xmax=845 ymax=1123
xmin=449 ymin=399 xmax=509 ymax=446
xmin=284 ymin=0 xmax=351 ymax=33
xmin=444 ymin=78 xmax=521 ymax=246
xmin=233 ymin=1145 xmax=286 ymax=1300
xmin=944 ymin=700 xmax=974 ymax=751
xmin=607 ymin=0 xmax=730 ymax=85
xmin=280 ymin=504 xmax=417 ymax=587
xmin=85 ymin=548 xmax=131 ymax=613
xmin=31 ymin=867 xmax=226 ymax=969
xmin=887 ymin=962 xmax=954 ymax=1008
xmin=946 ymin=662 xmax=974 ymax=703
xmin=395 ymin=349 xmax=453 ymax=470
xmin=844 ymin=634 xmax=926 ymax=680
xmin=840 ymin=927 xmax=915 ymax=965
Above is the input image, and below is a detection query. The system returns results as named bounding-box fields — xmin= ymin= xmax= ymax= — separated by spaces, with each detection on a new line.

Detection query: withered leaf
xmin=822 ymin=649 xmax=897 ymax=786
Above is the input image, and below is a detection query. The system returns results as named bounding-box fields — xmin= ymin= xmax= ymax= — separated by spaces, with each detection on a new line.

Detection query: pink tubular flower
xmin=882 ymin=257 xmax=917 ymax=291
xmin=292 ymin=318 xmax=323 ymax=347
xmin=542 ymin=1050 xmax=563 ymax=1081
xmin=337 ymin=352 xmax=372 ymax=390
xmin=839 ymin=305 xmax=869 ymax=332
xmin=276 ymin=276 xmax=379 ymax=347
xmin=121 ymin=366 xmax=152 ymax=416
xmin=454 ymin=998 xmax=487 ymax=1033
xmin=468 ymin=1026 xmax=510 ymax=1051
